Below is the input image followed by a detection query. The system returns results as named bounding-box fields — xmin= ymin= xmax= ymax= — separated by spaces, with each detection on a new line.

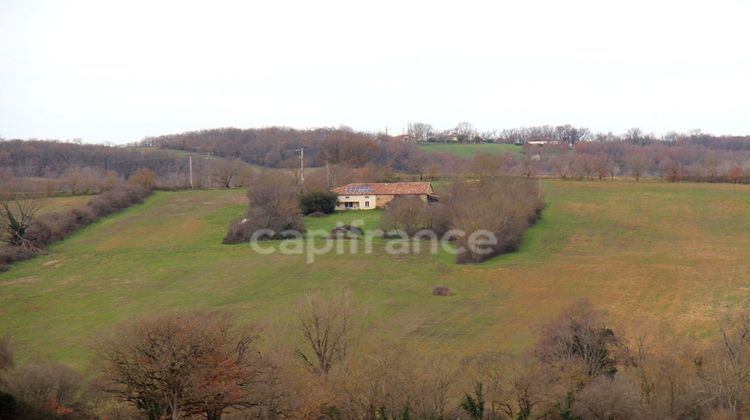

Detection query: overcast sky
xmin=1 ymin=0 xmax=749 ymax=143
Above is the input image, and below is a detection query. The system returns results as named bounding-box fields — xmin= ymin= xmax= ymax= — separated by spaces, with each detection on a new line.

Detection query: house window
xmin=365 ymin=201 xmax=370 ymax=207
xmin=365 ymin=196 xmax=369 ymax=198
xmin=344 ymin=202 xmax=354 ymax=208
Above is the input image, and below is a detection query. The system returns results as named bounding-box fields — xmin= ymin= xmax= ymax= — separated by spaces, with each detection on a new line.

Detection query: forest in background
xmin=5 ymin=124 xmax=750 ymax=199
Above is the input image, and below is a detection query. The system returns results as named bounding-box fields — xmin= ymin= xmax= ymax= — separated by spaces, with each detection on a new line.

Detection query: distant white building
xmin=526 ymin=139 xmax=561 ymax=146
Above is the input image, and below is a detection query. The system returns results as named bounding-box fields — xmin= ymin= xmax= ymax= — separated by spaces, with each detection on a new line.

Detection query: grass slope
xmin=417 ymin=143 xmax=523 ymax=157
xmin=2 ymin=181 xmax=750 ymax=369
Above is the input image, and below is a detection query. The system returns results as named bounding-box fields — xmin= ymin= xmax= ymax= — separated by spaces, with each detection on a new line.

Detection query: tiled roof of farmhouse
xmin=332 ymin=182 xmax=433 ymax=196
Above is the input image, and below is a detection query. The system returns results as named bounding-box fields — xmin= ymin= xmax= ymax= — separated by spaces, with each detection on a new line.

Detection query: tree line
xmin=139 ymin=127 xmax=423 ymax=172
xmin=5 ymin=125 xmax=750 ymax=196
xmin=0 ymin=139 xmax=258 ymax=194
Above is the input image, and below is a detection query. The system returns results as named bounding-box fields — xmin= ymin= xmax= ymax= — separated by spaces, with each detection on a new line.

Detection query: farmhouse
xmin=332 ymin=182 xmax=435 ymax=210
xmin=526 ymin=139 xmax=560 ymax=146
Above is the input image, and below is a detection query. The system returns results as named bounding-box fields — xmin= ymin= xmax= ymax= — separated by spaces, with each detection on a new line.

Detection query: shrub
xmin=300 ymin=191 xmax=338 ymax=215
xmin=432 ymin=286 xmax=452 ymax=296
xmin=330 ymin=225 xmax=364 ymax=239
xmin=5 ymin=362 xmax=87 ymax=418
xmin=223 ymin=209 xmax=304 ymax=244
xmin=380 ymin=196 xmax=430 ymax=236
xmin=0 ymin=247 xmax=37 ymax=272
xmin=448 ymin=177 xmax=544 ymax=263
xmin=223 ymin=173 xmax=304 ymax=244
xmin=71 ymin=205 xmax=96 ymax=225
xmin=535 ymin=299 xmax=620 ymax=378
xmin=25 ymin=211 xmax=77 ymax=248
xmin=378 ymin=177 xmax=544 ymax=264
xmin=127 ymin=167 xmax=156 ymax=190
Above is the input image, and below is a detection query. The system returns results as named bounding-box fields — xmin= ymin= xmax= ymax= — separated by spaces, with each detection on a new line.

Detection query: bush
xmin=127 ymin=167 xmax=156 ymax=190
xmin=0 ymin=246 xmax=37 ymax=272
xmin=223 ymin=173 xmax=304 ymax=244
xmin=432 ymin=286 xmax=452 ymax=296
xmin=380 ymin=196 xmax=431 ymax=236
xmin=448 ymin=177 xmax=544 ymax=264
xmin=378 ymin=177 xmax=544 ymax=263
xmin=330 ymin=225 xmax=364 ymax=239
xmin=223 ymin=209 xmax=304 ymax=244
xmin=5 ymin=362 xmax=87 ymax=418
xmin=300 ymin=191 xmax=338 ymax=215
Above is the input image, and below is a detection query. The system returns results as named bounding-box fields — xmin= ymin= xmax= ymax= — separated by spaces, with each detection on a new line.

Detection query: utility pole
xmin=188 ymin=154 xmax=194 ymax=188
xmin=296 ymin=148 xmax=305 ymax=184
xmin=326 ymin=161 xmax=330 ymax=189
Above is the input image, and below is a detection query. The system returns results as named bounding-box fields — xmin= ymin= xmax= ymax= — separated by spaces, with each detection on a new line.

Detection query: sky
xmin=1 ymin=0 xmax=749 ymax=143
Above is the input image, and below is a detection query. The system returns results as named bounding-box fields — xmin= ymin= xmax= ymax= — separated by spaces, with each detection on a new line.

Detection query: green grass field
xmin=2 ymin=181 xmax=750 ymax=370
xmin=416 ymin=143 xmax=523 ymax=157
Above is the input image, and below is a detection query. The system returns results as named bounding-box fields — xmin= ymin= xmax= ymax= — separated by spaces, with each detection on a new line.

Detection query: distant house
xmin=526 ymin=139 xmax=560 ymax=146
xmin=331 ymin=182 xmax=436 ymax=210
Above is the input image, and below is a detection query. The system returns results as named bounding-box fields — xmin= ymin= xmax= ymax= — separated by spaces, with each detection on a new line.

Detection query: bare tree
xmin=624 ymin=148 xmax=650 ymax=181
xmin=550 ymin=153 xmax=573 ymax=179
xmin=63 ymin=167 xmax=86 ymax=195
xmin=462 ymin=352 xmax=543 ymax=419
xmin=555 ymin=124 xmax=591 ymax=145
xmin=622 ymin=326 xmax=704 ymax=418
xmin=659 ymin=157 xmax=683 ymax=182
xmin=625 ymin=127 xmax=645 ymax=145
xmin=407 ymin=122 xmax=435 ymax=142
xmin=573 ymin=375 xmax=644 ymax=418
xmin=95 ymin=311 xmax=264 ymax=420
xmin=728 ymin=164 xmax=746 ymax=184
xmin=6 ymin=362 xmax=86 ymax=417
xmin=536 ymin=299 xmax=621 ymax=380
xmin=211 ymin=159 xmax=245 ymax=188
xmin=454 ymin=122 xmax=476 ymax=142
xmin=0 ymin=198 xmax=42 ymax=248
xmin=592 ymin=153 xmax=614 ymax=180
xmin=281 ymin=157 xmax=303 ymax=184
xmin=696 ymin=313 xmax=750 ymax=414
xmin=332 ymin=344 xmax=455 ymax=419
xmin=295 ymin=290 xmax=355 ymax=375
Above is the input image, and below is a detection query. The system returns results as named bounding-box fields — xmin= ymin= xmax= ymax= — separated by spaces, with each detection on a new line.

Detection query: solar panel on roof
xmin=346 ymin=186 xmax=373 ymax=194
